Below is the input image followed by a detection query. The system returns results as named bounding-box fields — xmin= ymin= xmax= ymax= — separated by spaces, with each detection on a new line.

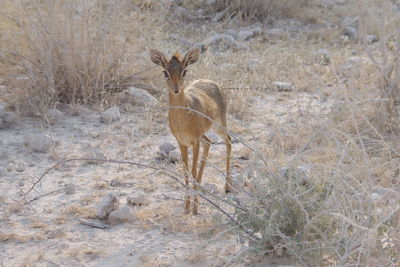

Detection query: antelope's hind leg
xmin=193 ymin=135 xmax=211 ymax=215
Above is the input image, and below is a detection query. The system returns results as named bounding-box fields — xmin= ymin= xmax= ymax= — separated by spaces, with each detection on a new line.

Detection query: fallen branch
xmin=25 ymin=157 xmax=261 ymax=242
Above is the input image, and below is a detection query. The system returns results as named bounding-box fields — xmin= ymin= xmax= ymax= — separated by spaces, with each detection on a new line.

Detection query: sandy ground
xmin=0 ymin=87 xmax=333 ymax=266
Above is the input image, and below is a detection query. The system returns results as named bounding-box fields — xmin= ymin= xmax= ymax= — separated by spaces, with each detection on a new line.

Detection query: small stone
xmin=2 ymin=112 xmax=17 ymax=125
xmin=366 ymin=35 xmax=378 ymax=44
xmin=207 ymin=132 xmax=222 ymax=144
xmin=100 ymin=107 xmax=120 ymax=124
xmin=159 ymin=142 xmax=176 ymax=158
xmin=25 ymin=134 xmax=52 ymax=153
xmin=200 ymin=34 xmax=248 ymax=50
xmin=65 ymin=183 xmax=76 ymax=194
xmin=343 ymin=26 xmax=357 ymax=39
xmin=203 ymin=183 xmax=218 ymax=194
xmin=168 ymin=150 xmax=181 ymax=163
xmin=46 ymin=109 xmax=63 ymax=125
xmin=265 ymin=28 xmax=287 ymax=39
xmin=16 ymin=167 xmax=24 ymax=172
xmin=86 ymin=150 xmax=107 ymax=164
xmin=315 ymin=48 xmax=331 ymax=64
xmin=272 ymin=81 xmax=293 ymax=91
xmin=0 ymin=104 xmax=4 ymax=118
xmin=124 ymin=87 xmax=158 ymax=107
xmin=224 ymin=29 xmax=237 ymax=38
xmin=237 ymin=30 xmax=254 ymax=41
xmin=127 ymin=194 xmax=150 ymax=206
xmin=108 ymin=206 xmax=134 ymax=225
xmin=96 ymin=193 xmax=119 ymax=220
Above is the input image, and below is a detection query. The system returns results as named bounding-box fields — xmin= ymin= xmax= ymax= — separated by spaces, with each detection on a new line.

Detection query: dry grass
xmin=0 ymin=0 xmax=159 ymax=114
xmin=1 ymin=0 xmax=400 ymax=266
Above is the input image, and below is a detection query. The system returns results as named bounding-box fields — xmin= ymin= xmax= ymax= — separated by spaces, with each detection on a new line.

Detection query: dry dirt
xmin=0 ymin=84 xmax=333 ymax=266
xmin=2 ymin=0 xmax=395 ymax=266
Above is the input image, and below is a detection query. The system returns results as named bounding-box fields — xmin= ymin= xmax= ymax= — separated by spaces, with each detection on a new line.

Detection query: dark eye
xmin=182 ymin=70 xmax=187 ymax=77
xmin=163 ymin=71 xmax=169 ymax=79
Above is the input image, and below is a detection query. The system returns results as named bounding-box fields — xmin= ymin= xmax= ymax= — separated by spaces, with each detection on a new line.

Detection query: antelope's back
xmin=185 ymin=79 xmax=227 ymax=122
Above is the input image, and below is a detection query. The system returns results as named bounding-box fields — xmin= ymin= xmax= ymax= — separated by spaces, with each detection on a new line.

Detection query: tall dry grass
xmin=0 ymin=0 xmax=135 ymax=114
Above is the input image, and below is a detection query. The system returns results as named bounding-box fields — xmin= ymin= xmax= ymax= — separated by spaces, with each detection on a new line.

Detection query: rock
xmin=108 ymin=206 xmax=134 ymax=225
xmin=16 ymin=167 xmax=24 ymax=172
xmin=159 ymin=142 xmax=176 ymax=158
xmin=321 ymin=0 xmax=334 ymax=8
xmin=224 ymin=29 xmax=237 ymax=38
xmin=265 ymin=28 xmax=287 ymax=39
xmin=343 ymin=26 xmax=357 ymax=39
xmin=0 ymin=104 xmax=4 ymax=118
xmin=127 ymin=193 xmax=150 ymax=206
xmin=201 ymin=34 xmax=248 ymax=50
xmin=86 ymin=150 xmax=108 ymax=164
xmin=168 ymin=150 xmax=181 ymax=163
xmin=124 ymin=87 xmax=158 ymax=107
xmin=46 ymin=109 xmax=63 ymax=125
xmin=100 ymin=107 xmax=120 ymax=124
xmin=65 ymin=183 xmax=76 ymax=194
xmin=170 ymin=5 xmax=192 ymax=20
xmin=96 ymin=193 xmax=119 ymax=220
xmin=25 ymin=134 xmax=52 ymax=153
xmin=272 ymin=81 xmax=294 ymax=91
xmin=211 ymin=10 xmax=226 ymax=22
xmin=366 ymin=35 xmax=378 ymax=44
xmin=334 ymin=0 xmax=347 ymax=4
xmin=237 ymin=30 xmax=254 ymax=41
xmin=203 ymin=183 xmax=218 ymax=194
xmin=0 ymin=167 xmax=6 ymax=177
xmin=315 ymin=48 xmax=331 ymax=64
xmin=207 ymin=131 xmax=222 ymax=144
xmin=2 ymin=112 xmax=17 ymax=125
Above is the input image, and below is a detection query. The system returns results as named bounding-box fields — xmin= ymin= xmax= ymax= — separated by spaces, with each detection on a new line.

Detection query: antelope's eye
xmin=163 ymin=71 xmax=170 ymax=79
xmin=182 ymin=70 xmax=187 ymax=77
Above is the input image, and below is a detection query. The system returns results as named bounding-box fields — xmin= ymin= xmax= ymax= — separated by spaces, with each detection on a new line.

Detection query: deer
xmin=150 ymin=48 xmax=232 ymax=214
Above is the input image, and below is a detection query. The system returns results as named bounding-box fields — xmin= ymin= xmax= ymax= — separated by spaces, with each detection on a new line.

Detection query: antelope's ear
xmin=150 ymin=49 xmax=167 ymax=67
xmin=183 ymin=48 xmax=200 ymax=67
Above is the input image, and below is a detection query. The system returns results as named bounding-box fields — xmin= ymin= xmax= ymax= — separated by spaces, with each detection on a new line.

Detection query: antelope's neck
xmin=168 ymin=90 xmax=187 ymax=112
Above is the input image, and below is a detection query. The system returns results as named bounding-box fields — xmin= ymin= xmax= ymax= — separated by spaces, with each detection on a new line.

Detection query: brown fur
xmin=150 ymin=48 xmax=232 ymax=214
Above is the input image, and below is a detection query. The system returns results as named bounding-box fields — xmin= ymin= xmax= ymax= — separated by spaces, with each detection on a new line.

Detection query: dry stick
xmin=26 ymin=188 xmax=64 ymax=205
xmin=25 ymin=157 xmax=260 ymax=241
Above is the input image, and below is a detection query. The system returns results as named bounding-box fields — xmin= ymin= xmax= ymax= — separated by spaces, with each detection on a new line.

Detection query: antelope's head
xmin=150 ymin=48 xmax=200 ymax=94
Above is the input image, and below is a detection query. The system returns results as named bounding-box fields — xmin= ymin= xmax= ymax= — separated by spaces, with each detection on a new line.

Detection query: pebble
xmin=124 ymin=87 xmax=158 ymax=107
xmin=25 ymin=134 xmax=52 ymax=153
xmin=100 ymin=107 xmax=120 ymax=124
xmin=127 ymin=193 xmax=150 ymax=206
xmin=272 ymin=81 xmax=294 ymax=91
xmin=96 ymin=193 xmax=119 ymax=220
xmin=168 ymin=150 xmax=181 ymax=163
xmin=108 ymin=206 xmax=134 ymax=225
xmin=46 ymin=109 xmax=63 ymax=125
xmin=65 ymin=183 xmax=76 ymax=194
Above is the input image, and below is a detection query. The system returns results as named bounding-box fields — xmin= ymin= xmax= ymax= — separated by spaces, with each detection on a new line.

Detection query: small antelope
xmin=150 ymin=48 xmax=232 ymax=214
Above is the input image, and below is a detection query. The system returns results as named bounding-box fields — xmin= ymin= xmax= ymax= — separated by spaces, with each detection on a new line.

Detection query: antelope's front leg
xmin=191 ymin=140 xmax=200 ymax=214
xmin=179 ymin=144 xmax=190 ymax=214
